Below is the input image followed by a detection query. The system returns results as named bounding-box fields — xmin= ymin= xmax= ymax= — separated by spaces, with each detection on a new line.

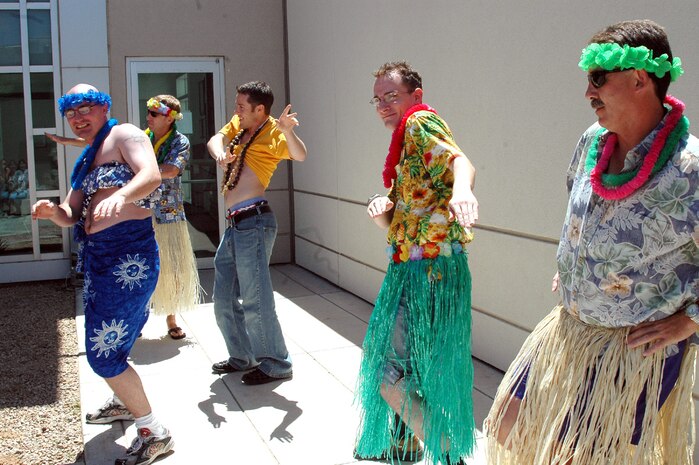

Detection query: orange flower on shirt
xmin=413 ymin=188 xmax=428 ymax=200
xmin=422 ymin=242 xmax=440 ymax=259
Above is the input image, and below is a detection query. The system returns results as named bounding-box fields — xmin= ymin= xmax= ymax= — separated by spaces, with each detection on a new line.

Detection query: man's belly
xmin=223 ymin=166 xmax=265 ymax=209
xmin=84 ymin=188 xmax=152 ymax=234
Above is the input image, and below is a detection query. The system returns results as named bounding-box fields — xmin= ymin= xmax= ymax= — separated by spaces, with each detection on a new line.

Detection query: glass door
xmin=127 ymin=58 xmax=226 ymax=268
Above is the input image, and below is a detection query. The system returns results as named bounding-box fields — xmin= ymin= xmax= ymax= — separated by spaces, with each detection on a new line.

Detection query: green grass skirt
xmin=354 ymin=253 xmax=476 ymax=464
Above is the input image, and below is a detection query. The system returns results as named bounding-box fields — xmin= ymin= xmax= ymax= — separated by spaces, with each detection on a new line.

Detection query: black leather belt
xmin=226 ymin=204 xmax=272 ymax=226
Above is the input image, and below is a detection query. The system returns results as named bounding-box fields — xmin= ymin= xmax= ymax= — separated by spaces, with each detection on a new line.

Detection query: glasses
xmin=587 ymin=69 xmax=629 ymax=88
xmin=64 ymin=105 xmax=95 ymax=119
xmin=369 ymin=90 xmax=411 ymax=107
xmin=148 ymin=110 xmax=163 ymax=118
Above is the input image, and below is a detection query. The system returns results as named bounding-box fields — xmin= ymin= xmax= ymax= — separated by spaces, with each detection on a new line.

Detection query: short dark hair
xmin=236 ymin=81 xmax=274 ymax=115
xmin=589 ymin=19 xmax=673 ymax=101
xmin=373 ymin=61 xmax=422 ymax=92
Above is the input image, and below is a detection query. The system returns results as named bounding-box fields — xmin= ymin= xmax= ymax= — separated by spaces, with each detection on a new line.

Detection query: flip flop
xmin=167 ymin=326 xmax=186 ymax=340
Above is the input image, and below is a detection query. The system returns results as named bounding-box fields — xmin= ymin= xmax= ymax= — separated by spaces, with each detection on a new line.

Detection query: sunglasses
xmin=587 ymin=69 xmax=629 ymax=88
xmin=148 ymin=110 xmax=163 ymax=118
xmin=65 ymin=105 xmax=95 ymax=119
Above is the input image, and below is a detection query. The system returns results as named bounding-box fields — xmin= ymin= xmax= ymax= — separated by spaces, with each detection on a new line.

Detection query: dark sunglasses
xmin=148 ymin=110 xmax=162 ymax=118
xmin=587 ymin=69 xmax=628 ymax=88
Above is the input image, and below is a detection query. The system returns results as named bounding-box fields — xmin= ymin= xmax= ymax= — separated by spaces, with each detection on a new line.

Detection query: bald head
xmin=67 ymin=83 xmax=99 ymax=95
xmin=58 ymin=84 xmax=112 ymax=116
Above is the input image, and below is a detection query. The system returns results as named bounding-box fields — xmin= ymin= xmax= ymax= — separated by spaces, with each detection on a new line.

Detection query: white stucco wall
xmin=286 ymin=0 xmax=699 ymax=439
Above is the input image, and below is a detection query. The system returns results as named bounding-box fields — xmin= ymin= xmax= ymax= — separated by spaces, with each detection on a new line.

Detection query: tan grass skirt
xmin=150 ymin=219 xmax=202 ymax=315
xmin=484 ymin=306 xmax=697 ymax=465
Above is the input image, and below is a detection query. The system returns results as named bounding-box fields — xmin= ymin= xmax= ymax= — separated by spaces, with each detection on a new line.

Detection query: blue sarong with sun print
xmin=82 ymin=218 xmax=159 ymax=378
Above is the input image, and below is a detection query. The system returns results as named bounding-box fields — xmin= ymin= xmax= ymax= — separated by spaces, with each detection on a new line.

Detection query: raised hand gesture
xmin=276 ymin=104 xmax=299 ymax=134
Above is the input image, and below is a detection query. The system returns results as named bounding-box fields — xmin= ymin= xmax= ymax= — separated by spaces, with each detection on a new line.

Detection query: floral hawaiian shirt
xmin=557 ymin=113 xmax=699 ymax=347
xmin=386 ymin=111 xmax=472 ymax=263
xmin=153 ymin=131 xmax=190 ymax=224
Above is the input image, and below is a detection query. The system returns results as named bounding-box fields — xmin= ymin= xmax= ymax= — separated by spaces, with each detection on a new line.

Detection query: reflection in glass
xmin=39 ymin=196 xmax=62 ymax=254
xmin=34 ymin=135 xmax=58 ymax=190
xmin=31 ymin=73 xmax=56 ymax=128
xmin=0 ymin=162 xmax=31 ymax=255
xmin=0 ymin=74 xmax=29 ymax=254
xmin=28 ymin=9 xmax=52 ymax=65
xmin=0 ymin=11 xmax=21 ymax=66
xmin=0 ymin=74 xmax=28 ymax=212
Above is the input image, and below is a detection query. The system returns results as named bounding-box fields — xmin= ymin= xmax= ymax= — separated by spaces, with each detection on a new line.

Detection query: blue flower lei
xmin=58 ymin=90 xmax=112 ymax=116
xmin=70 ymin=118 xmax=118 ymax=189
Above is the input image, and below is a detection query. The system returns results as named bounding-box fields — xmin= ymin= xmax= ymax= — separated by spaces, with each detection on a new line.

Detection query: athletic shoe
xmin=85 ymin=398 xmax=134 ymax=424
xmin=115 ymin=427 xmax=174 ymax=465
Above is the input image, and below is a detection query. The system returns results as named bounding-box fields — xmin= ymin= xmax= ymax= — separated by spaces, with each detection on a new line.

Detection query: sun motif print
xmin=113 ymin=254 xmax=150 ymax=290
xmin=89 ymin=318 xmax=129 ymax=358
xmin=82 ymin=271 xmax=96 ymax=303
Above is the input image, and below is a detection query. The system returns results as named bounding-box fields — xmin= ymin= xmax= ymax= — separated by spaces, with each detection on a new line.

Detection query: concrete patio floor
xmin=76 ymin=264 xmax=503 ymax=465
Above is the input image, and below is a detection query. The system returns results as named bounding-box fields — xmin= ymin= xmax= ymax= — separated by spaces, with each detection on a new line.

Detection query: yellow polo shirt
xmin=219 ymin=115 xmax=290 ymax=188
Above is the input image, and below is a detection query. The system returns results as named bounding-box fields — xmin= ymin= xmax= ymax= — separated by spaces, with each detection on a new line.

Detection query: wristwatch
xmin=684 ymin=303 xmax=699 ymax=325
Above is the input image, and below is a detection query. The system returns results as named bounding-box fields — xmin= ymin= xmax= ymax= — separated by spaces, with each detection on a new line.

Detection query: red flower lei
xmin=589 ymin=95 xmax=685 ymax=200
xmin=382 ymin=104 xmax=436 ymax=188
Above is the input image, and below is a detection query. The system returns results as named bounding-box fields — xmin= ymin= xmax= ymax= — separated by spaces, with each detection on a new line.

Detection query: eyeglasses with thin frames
xmin=64 ymin=105 xmax=95 ymax=119
xmin=369 ymin=90 xmax=412 ymax=107
xmin=587 ymin=69 xmax=629 ymax=89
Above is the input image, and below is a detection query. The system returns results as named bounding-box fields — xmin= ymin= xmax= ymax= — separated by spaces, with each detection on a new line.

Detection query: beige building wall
xmin=105 ymin=0 xmax=293 ymax=263
xmin=285 ymin=0 xmax=699 ymax=434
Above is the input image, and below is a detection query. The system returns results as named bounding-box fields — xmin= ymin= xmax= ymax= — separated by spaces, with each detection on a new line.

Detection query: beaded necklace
xmin=585 ymin=95 xmax=689 ymax=200
xmin=220 ymin=119 xmax=268 ymax=193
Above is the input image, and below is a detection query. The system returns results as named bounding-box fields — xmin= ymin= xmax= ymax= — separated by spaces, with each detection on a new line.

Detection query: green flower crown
xmin=579 ymin=42 xmax=684 ymax=81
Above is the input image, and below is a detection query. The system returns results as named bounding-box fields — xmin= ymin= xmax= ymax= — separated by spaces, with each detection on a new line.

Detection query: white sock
xmin=112 ymin=394 xmax=125 ymax=406
xmin=134 ymin=412 xmax=166 ymax=437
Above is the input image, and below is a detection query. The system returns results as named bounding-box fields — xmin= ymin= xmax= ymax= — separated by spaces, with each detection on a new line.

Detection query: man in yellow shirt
xmin=207 ymin=81 xmax=306 ymax=385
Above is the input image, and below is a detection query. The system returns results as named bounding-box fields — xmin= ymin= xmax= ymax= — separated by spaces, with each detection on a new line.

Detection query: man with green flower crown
xmin=485 ymin=19 xmax=699 ymax=465
xmin=354 ymin=61 xmax=479 ymax=465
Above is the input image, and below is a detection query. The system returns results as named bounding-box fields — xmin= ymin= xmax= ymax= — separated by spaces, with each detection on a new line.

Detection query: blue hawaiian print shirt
xmin=153 ymin=131 xmax=190 ymax=224
xmin=557 ymin=112 xmax=699 ymax=349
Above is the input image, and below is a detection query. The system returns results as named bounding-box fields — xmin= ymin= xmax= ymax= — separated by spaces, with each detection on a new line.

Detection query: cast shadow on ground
xmin=198 ymin=376 xmax=303 ymax=442
xmin=128 ymin=336 xmax=194 ymax=365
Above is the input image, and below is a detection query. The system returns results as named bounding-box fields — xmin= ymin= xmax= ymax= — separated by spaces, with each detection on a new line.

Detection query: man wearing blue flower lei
xmin=32 ymin=84 xmax=174 ymax=465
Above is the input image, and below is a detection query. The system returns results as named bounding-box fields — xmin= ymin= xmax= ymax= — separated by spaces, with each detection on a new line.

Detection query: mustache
xmin=590 ymin=99 xmax=604 ymax=109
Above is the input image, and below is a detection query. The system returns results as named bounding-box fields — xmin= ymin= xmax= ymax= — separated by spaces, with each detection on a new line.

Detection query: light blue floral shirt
xmin=557 ymin=113 xmax=699 ymax=347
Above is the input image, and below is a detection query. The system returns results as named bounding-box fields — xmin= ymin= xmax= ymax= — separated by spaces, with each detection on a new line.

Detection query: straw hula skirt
xmin=150 ymin=219 xmax=202 ymax=315
xmin=484 ymin=306 xmax=697 ymax=465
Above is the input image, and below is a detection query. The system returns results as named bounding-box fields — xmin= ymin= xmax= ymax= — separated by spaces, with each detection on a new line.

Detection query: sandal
xmin=167 ymin=326 xmax=186 ymax=340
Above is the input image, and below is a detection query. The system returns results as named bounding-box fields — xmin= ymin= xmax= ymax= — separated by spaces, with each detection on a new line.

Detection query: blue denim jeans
xmin=213 ymin=210 xmax=292 ymax=377
xmin=383 ymin=294 xmax=410 ymax=386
